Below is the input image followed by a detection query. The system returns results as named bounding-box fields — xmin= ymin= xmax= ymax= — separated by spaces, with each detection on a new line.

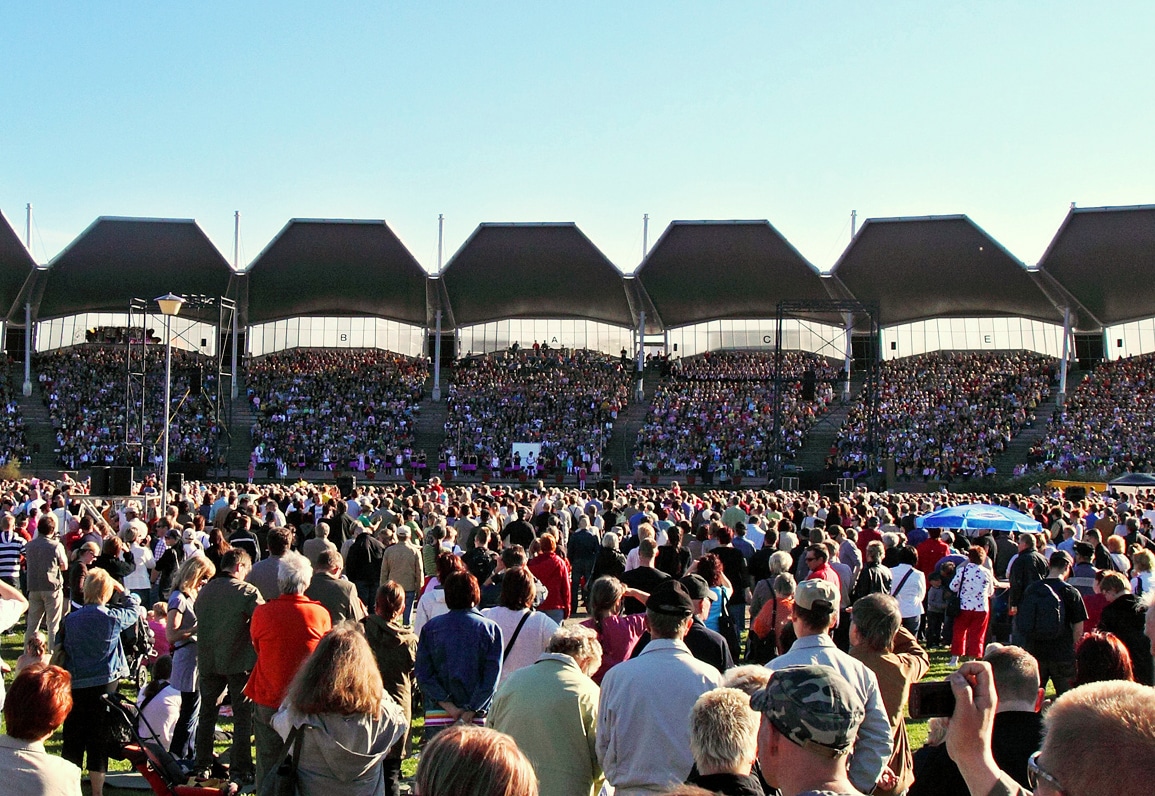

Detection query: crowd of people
xmin=246 ymin=348 xmax=429 ymax=474
xmin=5 ymin=472 xmax=1153 ymax=795
xmin=0 ymin=355 xmax=29 ymax=466
xmin=36 ymin=344 xmax=221 ymax=469
xmin=830 ymin=351 xmax=1057 ymax=481
xmin=441 ymin=349 xmax=631 ymax=477
xmin=633 ymin=351 xmax=840 ymax=479
xmin=1034 ymin=352 xmax=1155 ymax=475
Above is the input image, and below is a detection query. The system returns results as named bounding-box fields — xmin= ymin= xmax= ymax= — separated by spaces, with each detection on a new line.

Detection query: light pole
xmin=156 ymin=293 xmax=185 ymax=516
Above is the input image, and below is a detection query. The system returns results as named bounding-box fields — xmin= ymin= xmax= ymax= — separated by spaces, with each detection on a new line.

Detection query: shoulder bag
xmin=258 ymin=724 xmax=305 ymax=796
xmin=945 ymin=567 xmax=968 ymax=618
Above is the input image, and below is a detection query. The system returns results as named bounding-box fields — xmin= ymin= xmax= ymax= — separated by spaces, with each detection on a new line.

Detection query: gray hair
xmin=690 ymin=688 xmax=759 ymax=774
xmin=278 ymin=551 xmax=314 ymax=595
xmin=773 ymin=572 xmax=796 ymax=598
xmin=721 ymin=665 xmax=771 ymax=696
xmin=314 ymin=522 xmax=330 ymax=540
xmin=601 ymin=532 xmax=620 ymax=550
xmin=546 ymin=625 xmax=603 ymax=676
xmin=768 ymin=550 xmax=793 ymax=577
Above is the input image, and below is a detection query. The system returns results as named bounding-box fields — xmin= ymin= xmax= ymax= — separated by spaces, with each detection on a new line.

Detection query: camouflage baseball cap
xmin=750 ymin=665 xmax=865 ymax=758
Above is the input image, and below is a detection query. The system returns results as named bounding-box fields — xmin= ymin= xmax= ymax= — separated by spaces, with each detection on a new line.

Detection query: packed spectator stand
xmin=1034 ymin=352 xmax=1155 ymax=476
xmin=441 ymin=347 xmax=631 ymax=478
xmin=830 ymin=351 xmax=1057 ymax=482
xmin=35 ymin=344 xmax=219 ymax=470
xmin=633 ymin=350 xmax=840 ymax=480
xmin=246 ymin=348 xmax=428 ymax=475
xmin=0 ymin=355 xmax=29 ymax=466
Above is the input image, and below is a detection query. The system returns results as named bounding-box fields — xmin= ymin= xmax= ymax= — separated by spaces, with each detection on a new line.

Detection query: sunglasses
xmin=1027 ymin=751 xmax=1064 ymax=794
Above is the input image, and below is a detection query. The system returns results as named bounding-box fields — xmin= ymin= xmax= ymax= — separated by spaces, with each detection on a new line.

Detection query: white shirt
xmin=123 ymin=543 xmax=155 ymax=591
xmin=481 ymin=606 xmax=560 ymax=686
xmin=888 ymin=563 xmax=927 ymax=618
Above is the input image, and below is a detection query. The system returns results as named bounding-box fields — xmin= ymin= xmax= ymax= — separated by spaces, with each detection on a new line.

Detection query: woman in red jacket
xmin=527 ymin=534 xmax=571 ymax=623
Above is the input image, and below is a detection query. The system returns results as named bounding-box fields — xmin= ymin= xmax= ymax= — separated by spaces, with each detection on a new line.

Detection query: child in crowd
xmin=15 ymin=631 xmax=51 ymax=673
xmin=148 ymin=602 xmax=170 ymax=661
xmin=924 ymin=571 xmax=947 ymax=647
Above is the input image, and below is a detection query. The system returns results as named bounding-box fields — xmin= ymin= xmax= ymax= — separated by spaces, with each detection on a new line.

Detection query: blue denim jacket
xmin=415 ymin=608 xmax=503 ymax=714
xmin=62 ymin=594 xmax=142 ymax=689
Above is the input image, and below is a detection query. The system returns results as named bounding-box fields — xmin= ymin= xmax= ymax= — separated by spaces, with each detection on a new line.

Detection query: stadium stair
xmin=791 ymin=377 xmax=865 ymax=473
xmin=226 ymin=393 xmax=257 ymax=473
xmin=411 ymin=374 xmax=450 ymax=475
xmin=606 ymin=370 xmax=658 ymax=477
xmin=10 ymin=363 xmax=60 ymax=474
xmin=989 ymin=373 xmax=1077 ymax=477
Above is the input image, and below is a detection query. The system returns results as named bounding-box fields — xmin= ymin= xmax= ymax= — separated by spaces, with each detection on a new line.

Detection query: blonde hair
xmin=1133 ymin=549 xmax=1154 ymax=574
xmin=416 ymin=725 xmax=538 ymax=796
xmin=1044 ymin=680 xmax=1155 ymax=796
xmin=83 ymin=568 xmax=116 ymax=605
xmin=690 ymin=688 xmax=759 ymax=774
xmin=283 ymin=621 xmax=384 ymax=717
xmin=174 ymin=555 xmax=215 ymax=595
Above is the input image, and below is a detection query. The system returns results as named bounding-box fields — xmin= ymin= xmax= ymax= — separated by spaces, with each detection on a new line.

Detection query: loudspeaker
xmin=597 ymin=478 xmax=616 ymax=501
xmin=109 ymin=466 xmax=134 ymax=496
xmin=1064 ymin=485 xmax=1087 ymax=502
xmin=90 ymin=466 xmax=110 ymax=497
xmin=336 ymin=475 xmax=357 ymax=499
xmin=190 ymin=369 xmax=202 ymax=394
xmin=801 ymin=369 xmax=817 ymax=401
xmin=166 ymin=472 xmax=185 ymax=493
xmin=819 ymin=483 xmax=840 ymax=501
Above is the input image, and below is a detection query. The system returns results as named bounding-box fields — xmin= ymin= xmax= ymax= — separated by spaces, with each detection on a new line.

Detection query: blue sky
xmin=2 ymin=2 xmax=1152 ymax=273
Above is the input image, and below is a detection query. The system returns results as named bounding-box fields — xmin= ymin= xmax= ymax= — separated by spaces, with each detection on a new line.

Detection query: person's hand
xmin=945 ymin=661 xmax=1001 ymax=796
xmin=457 ymin=710 xmax=476 ymax=725
xmin=875 ymin=765 xmax=898 ymax=793
xmin=439 ymin=701 xmax=462 ymax=721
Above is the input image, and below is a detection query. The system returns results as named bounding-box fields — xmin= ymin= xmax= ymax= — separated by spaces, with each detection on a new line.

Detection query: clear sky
xmin=2 ymin=2 xmax=1152 ymax=274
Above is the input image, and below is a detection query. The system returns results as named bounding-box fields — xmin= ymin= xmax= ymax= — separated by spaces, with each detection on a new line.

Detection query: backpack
xmin=1017 ymin=581 xmax=1065 ymax=642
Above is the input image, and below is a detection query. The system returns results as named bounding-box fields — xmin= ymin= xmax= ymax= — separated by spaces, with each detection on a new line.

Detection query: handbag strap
xmin=503 ymin=612 xmax=533 ymax=660
xmin=891 ymin=568 xmax=915 ymax=597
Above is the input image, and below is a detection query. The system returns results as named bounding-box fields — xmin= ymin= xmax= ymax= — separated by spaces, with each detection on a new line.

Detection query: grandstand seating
xmin=246 ymin=348 xmax=428 ymax=473
xmin=830 ymin=351 xmax=1056 ymax=481
xmin=441 ymin=348 xmax=630 ymax=476
xmin=633 ymin=351 xmax=839 ymax=479
xmin=36 ymin=344 xmax=218 ymax=469
xmin=1035 ymin=352 xmax=1155 ymax=475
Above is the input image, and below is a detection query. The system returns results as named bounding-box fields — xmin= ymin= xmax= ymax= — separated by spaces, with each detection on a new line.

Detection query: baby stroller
xmin=103 ymin=691 xmax=234 ymax=796
xmin=121 ymin=610 xmax=157 ymax=690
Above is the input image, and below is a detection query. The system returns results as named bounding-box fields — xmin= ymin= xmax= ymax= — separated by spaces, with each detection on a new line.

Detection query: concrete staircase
xmin=11 ymin=363 xmax=59 ymax=472
xmin=225 ymin=394 xmax=256 ymax=471
xmin=990 ymin=377 xmax=1073 ymax=476
xmin=791 ymin=378 xmax=865 ymax=472
xmin=411 ymin=376 xmax=449 ymax=468
xmin=605 ymin=371 xmax=658 ymax=475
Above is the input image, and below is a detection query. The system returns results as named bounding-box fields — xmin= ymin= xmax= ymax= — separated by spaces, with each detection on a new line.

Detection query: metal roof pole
xmin=231 ymin=212 xmax=240 ymax=399
xmin=1058 ymin=306 xmax=1071 ymax=407
xmin=842 ymin=312 xmax=853 ymax=402
xmin=433 ymin=309 xmax=443 ymax=401
xmin=23 ymin=302 xmax=32 ymax=396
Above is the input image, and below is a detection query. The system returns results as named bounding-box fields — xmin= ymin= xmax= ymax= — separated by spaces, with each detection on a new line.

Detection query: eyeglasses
xmin=1027 ymin=751 xmax=1065 ymax=794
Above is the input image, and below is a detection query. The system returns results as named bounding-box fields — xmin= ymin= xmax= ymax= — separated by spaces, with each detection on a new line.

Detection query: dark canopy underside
xmin=832 ymin=216 xmax=1063 ymax=327
xmin=1037 ymin=206 xmax=1155 ymax=327
xmin=0 ymin=211 xmax=37 ymax=319
xmin=635 ymin=221 xmax=831 ymax=328
xmin=37 ymin=218 xmax=233 ymax=321
xmin=245 ymin=220 xmax=429 ymax=326
xmin=441 ymin=223 xmax=634 ymax=327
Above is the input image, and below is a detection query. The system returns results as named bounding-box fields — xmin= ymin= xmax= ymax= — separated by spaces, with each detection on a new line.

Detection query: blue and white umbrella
xmin=914 ymin=503 xmax=1041 ymax=534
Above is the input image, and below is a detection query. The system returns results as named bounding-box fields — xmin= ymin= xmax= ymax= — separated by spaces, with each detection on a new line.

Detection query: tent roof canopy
xmin=634 ymin=220 xmax=830 ymax=328
xmin=440 ymin=223 xmax=634 ymax=328
xmin=245 ymin=219 xmax=429 ymax=326
xmin=1037 ymin=205 xmax=1155 ymax=328
xmin=0 ymin=211 xmax=38 ymax=320
xmin=831 ymin=215 xmax=1064 ymax=327
xmin=37 ymin=217 xmax=234 ymax=321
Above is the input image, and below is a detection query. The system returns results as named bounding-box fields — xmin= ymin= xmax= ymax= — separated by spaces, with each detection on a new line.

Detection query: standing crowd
xmin=2 ymin=474 xmax=1154 ymax=796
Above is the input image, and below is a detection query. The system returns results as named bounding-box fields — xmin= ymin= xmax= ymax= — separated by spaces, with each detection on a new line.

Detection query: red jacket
xmin=245 ymin=594 xmax=331 ymax=708
xmin=916 ymin=538 xmax=950 ymax=577
xmin=527 ymin=553 xmax=571 ymax=617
